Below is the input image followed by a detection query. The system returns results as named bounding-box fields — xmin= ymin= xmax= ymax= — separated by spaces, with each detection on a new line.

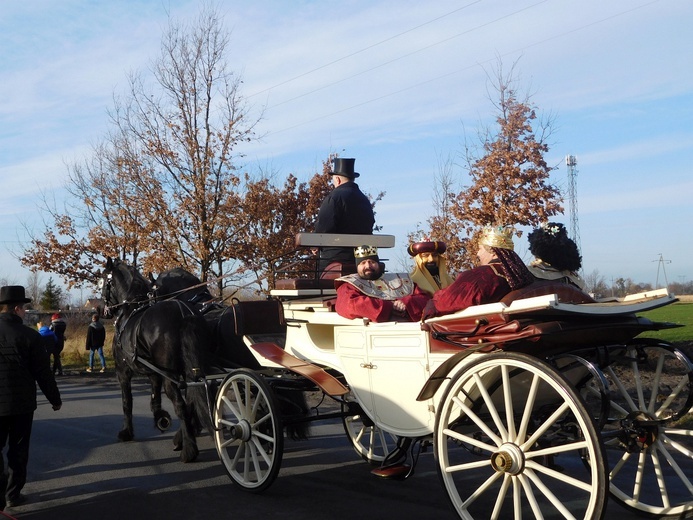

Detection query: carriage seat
xmin=501 ymin=280 xmax=595 ymax=305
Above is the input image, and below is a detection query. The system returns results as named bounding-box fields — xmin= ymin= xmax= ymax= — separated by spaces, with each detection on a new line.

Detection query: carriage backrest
xmin=501 ymin=280 xmax=595 ymax=305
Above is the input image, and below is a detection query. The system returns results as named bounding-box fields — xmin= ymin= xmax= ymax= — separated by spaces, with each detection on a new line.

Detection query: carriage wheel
xmin=601 ymin=343 xmax=693 ymax=518
xmin=435 ymin=351 xmax=607 ymax=519
xmin=214 ymin=369 xmax=283 ymax=493
xmin=342 ymin=402 xmax=399 ymax=464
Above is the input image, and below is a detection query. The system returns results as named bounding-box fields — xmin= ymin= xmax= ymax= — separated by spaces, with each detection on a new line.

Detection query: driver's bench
xmin=272 ymin=233 xmax=396 ymax=300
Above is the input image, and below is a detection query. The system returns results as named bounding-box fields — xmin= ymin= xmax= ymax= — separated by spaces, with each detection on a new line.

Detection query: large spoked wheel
xmin=601 ymin=342 xmax=693 ymax=518
xmin=435 ymin=351 xmax=607 ymax=519
xmin=214 ymin=368 xmax=283 ymax=493
xmin=342 ymin=401 xmax=399 ymax=464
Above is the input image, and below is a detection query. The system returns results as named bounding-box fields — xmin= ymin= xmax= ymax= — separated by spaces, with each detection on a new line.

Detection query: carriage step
xmin=250 ymin=342 xmax=349 ymax=396
xmin=371 ymin=464 xmax=411 ymax=480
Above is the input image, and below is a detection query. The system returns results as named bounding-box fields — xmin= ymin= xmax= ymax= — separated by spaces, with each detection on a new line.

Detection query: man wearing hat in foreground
xmin=335 ymin=246 xmax=430 ymax=322
xmin=314 ymin=157 xmax=375 ymax=278
xmin=0 ymin=286 xmax=62 ymax=510
xmin=424 ymin=225 xmax=534 ymax=318
xmin=407 ymin=239 xmax=454 ymax=296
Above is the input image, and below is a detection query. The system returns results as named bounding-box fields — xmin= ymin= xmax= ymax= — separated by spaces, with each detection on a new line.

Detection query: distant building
xmin=85 ymin=298 xmax=104 ymax=313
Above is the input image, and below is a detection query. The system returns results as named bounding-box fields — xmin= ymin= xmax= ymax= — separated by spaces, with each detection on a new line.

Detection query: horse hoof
xmin=172 ymin=430 xmax=183 ymax=451
xmin=180 ymin=445 xmax=199 ymax=463
xmin=118 ymin=430 xmax=134 ymax=442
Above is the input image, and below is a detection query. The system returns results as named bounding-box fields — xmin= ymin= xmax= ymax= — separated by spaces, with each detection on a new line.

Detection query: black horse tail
xmin=179 ymin=311 xmax=215 ymax=435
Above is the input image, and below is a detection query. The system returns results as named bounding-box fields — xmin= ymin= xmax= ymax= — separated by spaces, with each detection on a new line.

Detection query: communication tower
xmin=566 ymin=155 xmax=581 ymax=254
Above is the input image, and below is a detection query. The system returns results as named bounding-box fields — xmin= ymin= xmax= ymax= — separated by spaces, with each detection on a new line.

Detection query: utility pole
xmin=653 ymin=253 xmax=671 ymax=288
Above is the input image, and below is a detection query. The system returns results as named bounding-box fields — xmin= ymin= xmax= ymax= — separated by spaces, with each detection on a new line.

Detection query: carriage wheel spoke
xmin=517 ymin=372 xmax=540 ymax=441
xmin=518 ymin=472 xmax=545 ymax=520
xmin=451 ymin=394 xmax=503 ymax=446
xmin=473 ymin=371 xmax=509 ymax=442
xmin=606 ymin=365 xmax=639 ymax=411
xmin=491 ymin=475 xmax=512 ymax=520
xmin=659 ymin=434 xmax=693 ymax=494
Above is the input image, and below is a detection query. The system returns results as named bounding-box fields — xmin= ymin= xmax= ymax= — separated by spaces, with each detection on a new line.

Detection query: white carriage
xmin=211 ymin=234 xmax=693 ymax=519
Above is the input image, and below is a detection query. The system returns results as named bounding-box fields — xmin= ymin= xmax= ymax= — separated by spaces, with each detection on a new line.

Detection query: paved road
xmin=5 ymin=374 xmax=668 ymax=520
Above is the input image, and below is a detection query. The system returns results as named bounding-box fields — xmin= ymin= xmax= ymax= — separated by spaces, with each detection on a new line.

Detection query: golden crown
xmin=479 ymin=225 xmax=515 ymax=250
xmin=354 ymin=245 xmax=379 ymax=259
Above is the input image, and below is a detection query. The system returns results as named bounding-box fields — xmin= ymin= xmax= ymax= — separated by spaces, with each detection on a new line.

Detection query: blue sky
xmin=1 ymin=0 xmax=692 ymax=296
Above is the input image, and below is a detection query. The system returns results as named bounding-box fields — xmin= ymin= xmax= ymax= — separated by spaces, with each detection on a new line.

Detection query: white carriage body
xmin=263 ymin=281 xmax=677 ymax=438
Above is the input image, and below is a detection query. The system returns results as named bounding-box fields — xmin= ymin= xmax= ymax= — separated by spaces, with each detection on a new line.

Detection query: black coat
xmin=0 ymin=313 xmax=62 ymax=415
xmin=85 ymin=321 xmax=106 ymax=350
xmin=314 ymin=182 xmax=375 ymax=268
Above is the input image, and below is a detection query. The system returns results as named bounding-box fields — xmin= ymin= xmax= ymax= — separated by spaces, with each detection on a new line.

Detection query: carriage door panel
xmin=365 ymin=330 xmax=433 ymax=437
xmin=334 ymin=328 xmax=375 ymax=418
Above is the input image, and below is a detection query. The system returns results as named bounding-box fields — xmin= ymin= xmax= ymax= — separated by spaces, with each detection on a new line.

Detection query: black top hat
xmin=0 ymin=285 xmax=32 ymax=305
xmin=331 ymin=158 xmax=359 ymax=178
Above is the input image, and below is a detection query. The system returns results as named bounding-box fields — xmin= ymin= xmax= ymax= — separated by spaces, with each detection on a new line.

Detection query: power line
xmin=262 ymin=0 xmax=662 ymax=136
xmin=265 ymin=0 xmax=550 ymax=110
xmin=248 ymin=1 xmax=483 ymax=99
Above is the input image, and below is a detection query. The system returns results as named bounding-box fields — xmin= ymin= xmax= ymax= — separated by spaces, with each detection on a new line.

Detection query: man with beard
xmin=407 ymin=240 xmax=454 ymax=296
xmin=334 ymin=245 xmax=430 ymax=322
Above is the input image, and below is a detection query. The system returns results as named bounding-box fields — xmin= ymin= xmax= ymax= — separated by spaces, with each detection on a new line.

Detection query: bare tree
xmin=584 ymin=269 xmax=609 ymax=299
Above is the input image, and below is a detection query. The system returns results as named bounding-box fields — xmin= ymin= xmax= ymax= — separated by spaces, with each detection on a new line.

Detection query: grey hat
xmin=0 ymin=285 xmax=32 ymax=304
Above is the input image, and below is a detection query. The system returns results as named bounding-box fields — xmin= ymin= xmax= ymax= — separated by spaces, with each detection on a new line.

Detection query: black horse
xmin=100 ymin=257 xmax=212 ymax=462
xmin=151 ymin=267 xmax=311 ymax=439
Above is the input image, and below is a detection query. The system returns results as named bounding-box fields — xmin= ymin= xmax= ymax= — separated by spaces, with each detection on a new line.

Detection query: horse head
xmin=100 ymin=257 xmax=152 ymax=318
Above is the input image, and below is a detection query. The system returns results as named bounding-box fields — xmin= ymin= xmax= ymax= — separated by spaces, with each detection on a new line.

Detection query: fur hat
xmin=330 ymin=158 xmax=359 ymax=179
xmin=527 ymin=222 xmax=582 ymax=272
xmin=0 ymin=285 xmax=31 ymax=305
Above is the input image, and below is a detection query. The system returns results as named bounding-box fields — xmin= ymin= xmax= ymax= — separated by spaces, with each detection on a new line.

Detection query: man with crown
xmin=424 ymin=225 xmax=535 ymax=317
xmin=407 ymin=239 xmax=454 ymax=296
xmin=334 ymin=245 xmax=431 ymax=322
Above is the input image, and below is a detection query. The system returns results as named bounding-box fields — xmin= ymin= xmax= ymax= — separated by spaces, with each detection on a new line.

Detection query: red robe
xmin=335 ymin=282 xmax=431 ymax=322
xmin=429 ymin=264 xmax=511 ymax=317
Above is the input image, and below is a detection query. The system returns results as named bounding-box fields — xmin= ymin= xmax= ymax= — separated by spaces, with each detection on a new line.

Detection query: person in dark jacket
xmin=85 ymin=313 xmax=107 ymax=373
xmin=314 ymin=157 xmax=375 ymax=278
xmin=0 ymin=286 xmax=62 ymax=510
xmin=49 ymin=313 xmax=66 ymax=376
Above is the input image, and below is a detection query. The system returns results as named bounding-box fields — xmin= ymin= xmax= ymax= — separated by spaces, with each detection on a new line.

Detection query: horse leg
xmin=149 ymin=375 xmax=172 ymax=432
xmin=117 ymin=365 xmax=135 ymax=442
xmin=163 ymin=381 xmax=199 ymax=463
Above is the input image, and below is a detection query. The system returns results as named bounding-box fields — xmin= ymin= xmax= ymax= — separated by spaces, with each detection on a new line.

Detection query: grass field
xmin=637 ymin=302 xmax=693 ymax=343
